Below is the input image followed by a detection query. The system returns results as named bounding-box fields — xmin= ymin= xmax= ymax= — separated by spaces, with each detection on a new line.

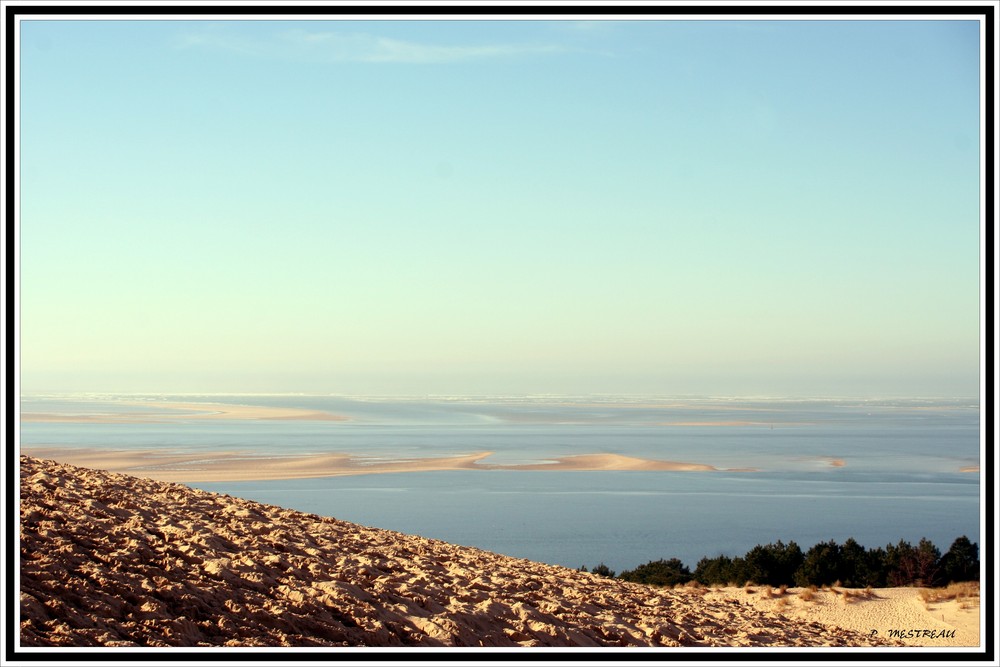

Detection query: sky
xmin=16 ymin=15 xmax=984 ymax=397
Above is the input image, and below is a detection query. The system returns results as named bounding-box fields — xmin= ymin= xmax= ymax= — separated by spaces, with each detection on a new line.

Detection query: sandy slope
xmin=16 ymin=456 xmax=926 ymax=649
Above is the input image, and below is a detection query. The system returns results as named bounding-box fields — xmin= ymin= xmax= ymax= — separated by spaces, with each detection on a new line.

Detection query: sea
xmin=17 ymin=394 xmax=982 ymax=575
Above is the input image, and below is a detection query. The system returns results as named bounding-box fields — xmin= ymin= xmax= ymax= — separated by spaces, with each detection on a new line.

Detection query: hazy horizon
xmin=17 ymin=15 xmax=983 ymax=400
xmin=17 ymin=384 xmax=981 ymax=403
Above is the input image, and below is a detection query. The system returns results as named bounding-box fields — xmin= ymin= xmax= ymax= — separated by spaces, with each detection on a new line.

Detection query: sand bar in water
xmin=19 ymin=447 xmax=721 ymax=483
xmin=20 ymin=401 xmax=347 ymax=423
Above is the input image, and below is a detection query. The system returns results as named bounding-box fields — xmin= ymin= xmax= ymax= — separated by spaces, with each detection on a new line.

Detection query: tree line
xmin=583 ymin=535 xmax=978 ymax=588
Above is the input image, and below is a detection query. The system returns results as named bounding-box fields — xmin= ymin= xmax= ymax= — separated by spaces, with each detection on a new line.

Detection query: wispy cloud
xmin=290 ymin=30 xmax=566 ymax=63
xmin=177 ymin=29 xmax=566 ymax=64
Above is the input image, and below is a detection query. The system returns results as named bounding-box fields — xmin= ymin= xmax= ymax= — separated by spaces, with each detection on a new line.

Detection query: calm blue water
xmin=19 ymin=395 xmax=982 ymax=573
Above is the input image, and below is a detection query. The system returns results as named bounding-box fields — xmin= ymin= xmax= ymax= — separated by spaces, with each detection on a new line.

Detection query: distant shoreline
xmin=20 ymin=400 xmax=347 ymax=423
xmin=18 ymin=396 xmax=979 ymax=480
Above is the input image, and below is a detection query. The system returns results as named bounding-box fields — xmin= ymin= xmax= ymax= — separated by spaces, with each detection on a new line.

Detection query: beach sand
xmin=18 ymin=447 xmax=720 ymax=482
xmin=700 ymin=585 xmax=980 ymax=648
xmin=21 ymin=455 xmax=969 ymax=649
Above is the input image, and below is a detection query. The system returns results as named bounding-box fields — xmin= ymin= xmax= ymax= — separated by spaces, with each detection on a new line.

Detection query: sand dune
xmin=16 ymin=455 xmax=937 ymax=650
xmin=704 ymin=585 xmax=980 ymax=648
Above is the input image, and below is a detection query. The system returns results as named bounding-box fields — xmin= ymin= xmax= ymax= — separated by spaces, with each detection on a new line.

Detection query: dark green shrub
xmin=619 ymin=558 xmax=691 ymax=587
xmin=590 ymin=562 xmax=616 ymax=578
xmin=619 ymin=535 xmax=976 ymax=589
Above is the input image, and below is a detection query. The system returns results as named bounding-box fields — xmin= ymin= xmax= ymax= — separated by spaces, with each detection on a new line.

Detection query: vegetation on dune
xmin=579 ymin=562 xmax=616 ymax=578
xmin=618 ymin=558 xmax=691 ymax=587
xmin=607 ymin=536 xmax=978 ymax=589
xmin=917 ymin=581 xmax=980 ymax=609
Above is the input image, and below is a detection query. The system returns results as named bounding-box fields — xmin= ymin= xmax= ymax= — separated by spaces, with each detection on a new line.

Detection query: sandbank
xmin=793 ymin=456 xmax=847 ymax=468
xmin=19 ymin=447 xmax=720 ymax=483
xmin=20 ymin=401 xmax=346 ymax=423
xmin=659 ymin=420 xmax=766 ymax=427
xmin=490 ymin=452 xmax=717 ymax=472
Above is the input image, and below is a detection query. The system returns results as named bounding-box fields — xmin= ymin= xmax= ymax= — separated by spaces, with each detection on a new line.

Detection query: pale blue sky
xmin=18 ymin=18 xmax=982 ymax=396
